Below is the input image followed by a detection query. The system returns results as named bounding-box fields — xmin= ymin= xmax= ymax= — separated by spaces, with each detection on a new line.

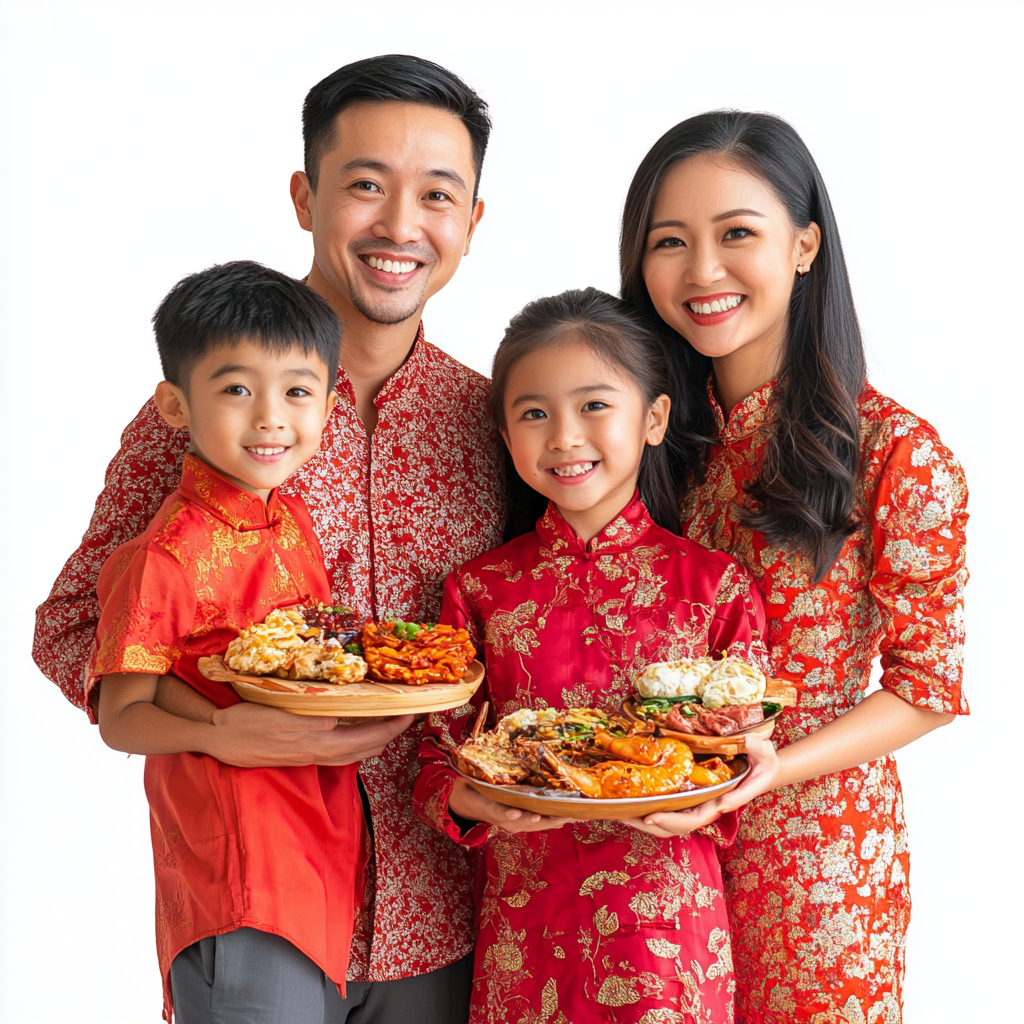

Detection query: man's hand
xmin=447 ymin=777 xmax=570 ymax=834
xmin=205 ymin=703 xmax=414 ymax=767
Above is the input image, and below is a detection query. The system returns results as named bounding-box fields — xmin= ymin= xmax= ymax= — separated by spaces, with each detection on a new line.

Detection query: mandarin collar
xmin=332 ymin=321 xmax=427 ymax=409
xmin=535 ymin=493 xmax=653 ymax=556
xmin=708 ymin=375 xmax=778 ymax=443
xmin=179 ymin=453 xmax=282 ymax=531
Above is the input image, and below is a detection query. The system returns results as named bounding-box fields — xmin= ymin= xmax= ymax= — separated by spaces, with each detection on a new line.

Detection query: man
xmin=34 ymin=54 xmax=504 ymax=1022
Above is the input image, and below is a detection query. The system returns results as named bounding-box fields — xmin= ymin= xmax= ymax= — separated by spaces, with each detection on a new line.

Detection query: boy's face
xmin=154 ymin=338 xmax=337 ymax=501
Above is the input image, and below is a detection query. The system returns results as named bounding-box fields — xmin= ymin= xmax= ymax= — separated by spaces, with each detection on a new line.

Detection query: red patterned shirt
xmin=89 ymin=454 xmax=363 ymax=1019
xmin=680 ymin=379 xmax=969 ymax=1023
xmin=414 ymin=497 xmax=769 ymax=1024
xmin=34 ymin=325 xmax=505 ymax=981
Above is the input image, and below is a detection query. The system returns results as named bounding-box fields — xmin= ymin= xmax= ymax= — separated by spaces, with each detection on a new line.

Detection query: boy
xmin=90 ymin=261 xmax=401 ymax=1022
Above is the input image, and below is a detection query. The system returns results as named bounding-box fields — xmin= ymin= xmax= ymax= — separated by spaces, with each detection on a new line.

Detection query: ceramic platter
xmin=199 ymin=655 xmax=485 ymax=717
xmin=457 ymin=757 xmax=748 ymax=821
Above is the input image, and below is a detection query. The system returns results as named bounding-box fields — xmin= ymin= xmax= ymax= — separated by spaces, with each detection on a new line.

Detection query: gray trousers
xmin=170 ymin=927 xmax=473 ymax=1024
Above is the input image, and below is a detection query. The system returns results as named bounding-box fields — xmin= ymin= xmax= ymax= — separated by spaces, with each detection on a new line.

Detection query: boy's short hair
xmin=153 ymin=261 xmax=341 ymax=390
xmin=302 ymin=54 xmax=491 ymax=200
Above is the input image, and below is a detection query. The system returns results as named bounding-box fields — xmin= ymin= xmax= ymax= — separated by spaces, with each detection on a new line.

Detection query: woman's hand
xmin=447 ymin=777 xmax=570 ymax=834
xmin=624 ymin=735 xmax=783 ymax=838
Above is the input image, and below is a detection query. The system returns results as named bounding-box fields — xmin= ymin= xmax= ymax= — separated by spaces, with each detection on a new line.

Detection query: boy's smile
xmin=154 ymin=338 xmax=337 ymax=501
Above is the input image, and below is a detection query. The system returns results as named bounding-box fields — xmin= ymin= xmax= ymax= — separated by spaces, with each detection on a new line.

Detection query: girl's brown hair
xmin=489 ymin=287 xmax=682 ymax=541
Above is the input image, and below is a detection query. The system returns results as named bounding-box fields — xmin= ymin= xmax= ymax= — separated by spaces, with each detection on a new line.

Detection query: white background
xmin=1 ymin=2 xmax=1020 ymax=1021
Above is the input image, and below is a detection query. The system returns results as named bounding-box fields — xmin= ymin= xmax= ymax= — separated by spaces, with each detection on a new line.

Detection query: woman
xmin=618 ymin=111 xmax=968 ymax=1023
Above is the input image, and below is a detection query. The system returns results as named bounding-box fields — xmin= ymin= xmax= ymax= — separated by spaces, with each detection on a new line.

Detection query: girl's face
xmin=642 ymin=154 xmax=820 ymax=382
xmin=501 ymin=337 xmax=669 ymax=543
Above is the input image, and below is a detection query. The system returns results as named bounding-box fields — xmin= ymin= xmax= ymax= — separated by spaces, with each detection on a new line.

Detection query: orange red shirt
xmin=680 ymin=380 xmax=969 ymax=1024
xmin=34 ymin=326 xmax=505 ymax=982
xmin=88 ymin=454 xmax=364 ymax=1020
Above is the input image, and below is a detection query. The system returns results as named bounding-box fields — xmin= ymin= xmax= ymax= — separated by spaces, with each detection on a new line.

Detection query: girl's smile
xmin=502 ymin=337 xmax=669 ymax=543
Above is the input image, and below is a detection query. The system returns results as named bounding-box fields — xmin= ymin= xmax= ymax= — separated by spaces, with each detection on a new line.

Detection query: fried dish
xmin=455 ymin=704 xmax=739 ymax=798
xmin=632 ymin=656 xmax=779 ymax=736
xmin=226 ymin=607 xmax=368 ymax=685
xmin=362 ymin=621 xmax=476 ymax=685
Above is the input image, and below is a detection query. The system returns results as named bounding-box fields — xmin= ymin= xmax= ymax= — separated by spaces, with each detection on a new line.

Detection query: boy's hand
xmin=447 ymin=777 xmax=570 ymax=834
xmin=206 ymin=703 xmax=414 ymax=767
xmin=152 ymin=672 xmax=412 ymax=766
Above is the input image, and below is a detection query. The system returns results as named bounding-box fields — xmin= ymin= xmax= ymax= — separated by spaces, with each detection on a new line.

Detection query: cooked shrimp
xmin=541 ymin=730 xmax=695 ymax=799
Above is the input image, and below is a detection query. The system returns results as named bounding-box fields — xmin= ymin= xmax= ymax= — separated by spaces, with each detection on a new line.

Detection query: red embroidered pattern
xmin=680 ymin=380 xmax=969 ymax=1023
xmin=415 ymin=497 xmax=769 ymax=1023
xmin=34 ymin=326 xmax=505 ymax=981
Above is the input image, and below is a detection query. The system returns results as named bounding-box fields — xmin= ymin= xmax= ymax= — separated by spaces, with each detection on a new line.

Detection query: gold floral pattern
xmin=679 ymin=380 xmax=969 ymax=1023
xmin=415 ymin=496 xmax=769 ymax=1023
xmin=34 ymin=326 xmax=505 ymax=983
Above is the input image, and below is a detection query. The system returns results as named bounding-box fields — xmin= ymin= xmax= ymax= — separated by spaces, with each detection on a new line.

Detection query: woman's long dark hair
xmin=620 ymin=111 xmax=865 ymax=582
xmin=489 ymin=287 xmax=682 ymax=541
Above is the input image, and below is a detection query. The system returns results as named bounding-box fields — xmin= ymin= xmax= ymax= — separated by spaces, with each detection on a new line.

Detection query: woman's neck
xmin=711 ymin=336 xmax=783 ymax=417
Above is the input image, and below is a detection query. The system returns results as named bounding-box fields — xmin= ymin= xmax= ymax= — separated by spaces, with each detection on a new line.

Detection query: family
xmin=32 ymin=54 xmax=969 ymax=1024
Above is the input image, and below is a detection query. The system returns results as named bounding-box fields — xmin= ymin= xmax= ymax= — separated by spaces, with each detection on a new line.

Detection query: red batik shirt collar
xmin=179 ymin=452 xmax=283 ymax=531
xmin=535 ymin=492 xmax=654 ymax=555
xmin=331 ymin=321 xmax=428 ymax=409
xmin=708 ymin=375 xmax=778 ymax=443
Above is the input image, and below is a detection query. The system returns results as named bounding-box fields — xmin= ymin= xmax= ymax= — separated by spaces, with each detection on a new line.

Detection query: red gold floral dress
xmin=414 ymin=497 xmax=769 ymax=1024
xmin=679 ymin=380 xmax=969 ymax=1024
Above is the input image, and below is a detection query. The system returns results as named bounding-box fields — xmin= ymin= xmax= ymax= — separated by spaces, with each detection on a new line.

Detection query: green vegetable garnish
xmin=344 ymin=643 xmax=363 ymax=656
xmin=761 ymin=701 xmax=782 ymax=717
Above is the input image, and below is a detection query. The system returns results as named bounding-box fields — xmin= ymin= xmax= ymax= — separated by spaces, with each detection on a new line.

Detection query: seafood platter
xmin=622 ymin=656 xmax=797 ymax=756
xmin=199 ymin=605 xmax=483 ymax=716
xmin=453 ymin=703 xmax=750 ymax=821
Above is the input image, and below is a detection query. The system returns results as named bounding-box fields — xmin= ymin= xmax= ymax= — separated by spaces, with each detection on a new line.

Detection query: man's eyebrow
xmin=340 ymin=159 xmax=467 ymax=192
xmin=648 ymin=208 xmax=767 ymax=231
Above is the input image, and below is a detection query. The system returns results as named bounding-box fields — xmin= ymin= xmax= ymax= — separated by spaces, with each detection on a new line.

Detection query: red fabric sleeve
xmin=869 ymin=426 xmax=969 ymax=714
xmin=707 ymin=558 xmax=770 ymax=671
xmin=88 ymin=543 xmax=197 ymax=699
xmin=412 ymin=570 xmax=491 ymax=849
xmin=33 ymin=400 xmax=188 ymax=717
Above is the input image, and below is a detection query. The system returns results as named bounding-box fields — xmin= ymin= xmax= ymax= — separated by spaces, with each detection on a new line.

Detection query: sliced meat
xmin=664 ymin=703 xmax=763 ymax=736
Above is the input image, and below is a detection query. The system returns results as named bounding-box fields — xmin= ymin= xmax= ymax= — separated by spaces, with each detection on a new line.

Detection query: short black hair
xmin=153 ymin=261 xmax=341 ymax=390
xmin=302 ymin=54 xmax=491 ymax=200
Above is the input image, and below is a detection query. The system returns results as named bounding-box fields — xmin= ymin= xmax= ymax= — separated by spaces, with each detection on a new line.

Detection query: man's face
xmin=292 ymin=100 xmax=484 ymax=326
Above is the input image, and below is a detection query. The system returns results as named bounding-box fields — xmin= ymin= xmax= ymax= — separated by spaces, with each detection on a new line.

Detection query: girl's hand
xmin=447 ymin=777 xmax=570 ymax=834
xmin=624 ymin=735 xmax=783 ymax=838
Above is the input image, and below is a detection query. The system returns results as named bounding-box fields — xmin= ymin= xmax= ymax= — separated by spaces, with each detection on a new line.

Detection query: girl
xmin=413 ymin=288 xmax=771 ymax=1024
xmin=619 ymin=111 xmax=968 ymax=1023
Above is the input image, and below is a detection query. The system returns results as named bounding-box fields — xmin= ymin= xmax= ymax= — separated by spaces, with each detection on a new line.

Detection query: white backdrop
xmin=1 ymin=2 xmax=1020 ymax=1021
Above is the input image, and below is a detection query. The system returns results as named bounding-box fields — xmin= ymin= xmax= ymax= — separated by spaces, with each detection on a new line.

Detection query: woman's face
xmin=642 ymin=154 xmax=819 ymax=379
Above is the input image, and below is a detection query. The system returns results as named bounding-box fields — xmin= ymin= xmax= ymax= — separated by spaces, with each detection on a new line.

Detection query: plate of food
xmin=199 ymin=605 xmax=484 ymax=716
xmin=621 ymin=656 xmax=797 ymax=755
xmin=452 ymin=704 xmax=749 ymax=820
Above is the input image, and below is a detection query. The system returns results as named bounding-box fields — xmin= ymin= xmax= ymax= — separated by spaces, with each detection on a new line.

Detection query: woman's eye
xmin=287 ymin=387 xmax=312 ymax=398
xmin=522 ymin=409 xmax=547 ymax=420
xmin=582 ymin=401 xmax=608 ymax=412
xmin=224 ymin=385 xmax=250 ymax=396
xmin=723 ymin=226 xmax=755 ymax=240
xmin=652 ymin=235 xmax=685 ymax=249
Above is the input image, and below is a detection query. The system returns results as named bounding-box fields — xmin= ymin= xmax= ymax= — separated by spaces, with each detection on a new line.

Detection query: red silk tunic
xmin=414 ymin=497 xmax=769 ymax=1024
xmin=88 ymin=454 xmax=364 ymax=1020
xmin=680 ymin=380 xmax=969 ymax=1024
xmin=34 ymin=326 xmax=505 ymax=981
